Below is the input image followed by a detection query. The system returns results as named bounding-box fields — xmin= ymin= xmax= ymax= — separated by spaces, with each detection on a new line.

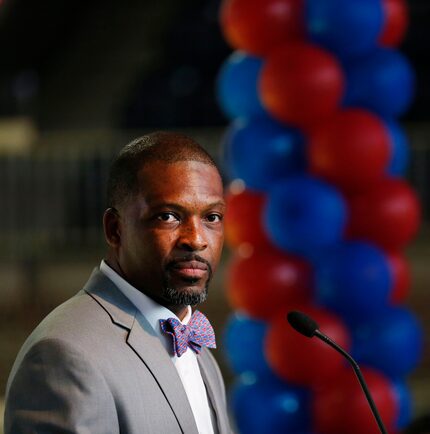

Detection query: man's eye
xmin=206 ymin=214 xmax=222 ymax=223
xmin=157 ymin=213 xmax=178 ymax=222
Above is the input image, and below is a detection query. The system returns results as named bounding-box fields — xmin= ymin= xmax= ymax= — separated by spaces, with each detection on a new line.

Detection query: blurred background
xmin=0 ymin=0 xmax=428 ymax=432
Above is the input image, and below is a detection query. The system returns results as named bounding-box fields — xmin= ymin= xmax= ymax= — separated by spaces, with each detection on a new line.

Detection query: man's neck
xmin=103 ymin=255 xmax=189 ymax=321
xmin=165 ymin=304 xmax=189 ymax=322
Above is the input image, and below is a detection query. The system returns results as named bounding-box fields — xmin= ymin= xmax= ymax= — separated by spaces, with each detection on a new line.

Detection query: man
xmin=4 ymin=132 xmax=231 ymax=433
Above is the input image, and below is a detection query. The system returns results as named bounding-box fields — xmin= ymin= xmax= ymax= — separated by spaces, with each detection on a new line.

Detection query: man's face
xmin=114 ymin=160 xmax=225 ymax=308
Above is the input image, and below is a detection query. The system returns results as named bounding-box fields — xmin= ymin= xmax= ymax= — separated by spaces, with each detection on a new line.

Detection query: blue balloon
xmin=315 ymin=241 xmax=392 ymax=320
xmin=343 ymin=48 xmax=415 ymax=117
xmin=265 ymin=175 xmax=347 ymax=255
xmin=385 ymin=119 xmax=410 ymax=176
xmin=351 ymin=307 xmax=423 ymax=377
xmin=231 ymin=374 xmax=312 ymax=434
xmin=391 ymin=379 xmax=412 ymax=430
xmin=220 ymin=128 xmax=240 ymax=180
xmin=306 ymin=0 xmax=384 ymax=59
xmin=223 ymin=313 xmax=272 ymax=377
xmin=217 ymin=52 xmax=265 ymax=120
xmin=223 ymin=117 xmax=306 ymax=190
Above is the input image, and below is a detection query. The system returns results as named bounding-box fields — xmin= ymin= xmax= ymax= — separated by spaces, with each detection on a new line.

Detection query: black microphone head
xmin=287 ymin=311 xmax=319 ymax=338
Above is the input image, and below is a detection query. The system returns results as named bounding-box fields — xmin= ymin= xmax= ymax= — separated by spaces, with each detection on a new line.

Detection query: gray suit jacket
xmin=4 ymin=268 xmax=231 ymax=434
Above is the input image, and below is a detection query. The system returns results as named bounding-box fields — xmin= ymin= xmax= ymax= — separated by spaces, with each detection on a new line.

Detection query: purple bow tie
xmin=159 ymin=310 xmax=216 ymax=357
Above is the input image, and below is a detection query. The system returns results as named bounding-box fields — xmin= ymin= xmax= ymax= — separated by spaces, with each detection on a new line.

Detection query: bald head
xmin=107 ymin=131 xmax=220 ymax=209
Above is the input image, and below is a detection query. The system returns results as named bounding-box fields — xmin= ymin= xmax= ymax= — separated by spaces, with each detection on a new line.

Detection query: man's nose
xmin=176 ymin=218 xmax=208 ymax=251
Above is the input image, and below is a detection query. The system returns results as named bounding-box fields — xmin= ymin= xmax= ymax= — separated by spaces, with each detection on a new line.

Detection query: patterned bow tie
xmin=159 ymin=310 xmax=216 ymax=357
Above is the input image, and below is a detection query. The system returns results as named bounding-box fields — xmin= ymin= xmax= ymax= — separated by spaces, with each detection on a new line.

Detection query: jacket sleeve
xmin=4 ymin=338 xmax=119 ymax=434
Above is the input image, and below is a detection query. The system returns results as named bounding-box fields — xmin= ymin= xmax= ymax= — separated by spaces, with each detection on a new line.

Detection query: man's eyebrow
xmin=148 ymin=200 xmax=226 ymax=212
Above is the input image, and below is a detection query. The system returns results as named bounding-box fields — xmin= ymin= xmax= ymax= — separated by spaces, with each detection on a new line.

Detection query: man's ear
xmin=103 ymin=208 xmax=121 ymax=248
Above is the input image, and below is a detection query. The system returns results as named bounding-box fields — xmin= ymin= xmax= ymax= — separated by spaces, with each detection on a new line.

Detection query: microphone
xmin=287 ymin=311 xmax=388 ymax=434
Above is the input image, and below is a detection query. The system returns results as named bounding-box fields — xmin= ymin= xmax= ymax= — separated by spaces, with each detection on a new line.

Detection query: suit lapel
xmin=84 ymin=268 xmax=199 ymax=434
xmin=197 ymin=350 xmax=228 ymax=434
xmin=127 ymin=314 xmax=199 ymax=434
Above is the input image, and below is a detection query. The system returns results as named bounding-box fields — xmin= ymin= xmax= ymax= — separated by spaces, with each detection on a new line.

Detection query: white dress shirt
xmin=100 ymin=260 xmax=215 ymax=434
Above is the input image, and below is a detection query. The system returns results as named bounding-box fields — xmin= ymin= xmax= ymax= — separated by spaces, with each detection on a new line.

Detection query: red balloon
xmin=226 ymin=247 xmax=313 ymax=319
xmin=313 ymin=367 xmax=398 ymax=434
xmin=308 ymin=109 xmax=391 ymax=193
xmin=386 ymin=250 xmax=411 ymax=304
xmin=265 ymin=306 xmax=350 ymax=386
xmin=220 ymin=0 xmax=305 ymax=56
xmin=347 ymin=177 xmax=421 ymax=249
xmin=259 ymin=43 xmax=345 ymax=129
xmin=379 ymin=0 xmax=409 ymax=47
xmin=225 ymin=189 xmax=270 ymax=249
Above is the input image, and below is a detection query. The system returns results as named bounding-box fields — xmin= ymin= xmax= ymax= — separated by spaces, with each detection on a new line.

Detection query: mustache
xmin=166 ymin=254 xmax=212 ymax=275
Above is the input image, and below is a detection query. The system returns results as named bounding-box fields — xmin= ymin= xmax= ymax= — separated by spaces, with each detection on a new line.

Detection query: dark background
xmin=0 ymin=0 xmax=428 ymax=130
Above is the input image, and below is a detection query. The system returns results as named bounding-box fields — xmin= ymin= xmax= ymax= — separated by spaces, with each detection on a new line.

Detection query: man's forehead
xmin=138 ymin=159 xmax=221 ymax=182
xmin=136 ymin=159 xmax=224 ymax=200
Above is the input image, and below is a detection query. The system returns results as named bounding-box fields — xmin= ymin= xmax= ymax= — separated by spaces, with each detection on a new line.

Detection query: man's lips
xmin=170 ymin=260 xmax=208 ymax=279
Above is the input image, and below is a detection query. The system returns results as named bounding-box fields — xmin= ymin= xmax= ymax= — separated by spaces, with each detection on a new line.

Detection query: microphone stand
xmin=314 ymin=330 xmax=388 ymax=434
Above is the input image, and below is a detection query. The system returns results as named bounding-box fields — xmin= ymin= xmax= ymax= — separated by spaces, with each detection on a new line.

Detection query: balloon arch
xmin=217 ymin=1 xmax=423 ymax=433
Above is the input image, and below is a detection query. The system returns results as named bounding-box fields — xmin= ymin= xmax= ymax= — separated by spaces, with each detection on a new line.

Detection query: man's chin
xmin=163 ymin=284 xmax=208 ymax=306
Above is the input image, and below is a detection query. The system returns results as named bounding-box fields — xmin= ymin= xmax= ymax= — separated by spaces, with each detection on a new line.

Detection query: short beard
xmin=162 ymin=254 xmax=213 ymax=306
xmin=162 ymin=281 xmax=209 ymax=306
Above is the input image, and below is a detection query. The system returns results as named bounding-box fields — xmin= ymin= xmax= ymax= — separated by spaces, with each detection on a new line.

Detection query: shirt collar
xmin=99 ymin=260 xmax=192 ymax=335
